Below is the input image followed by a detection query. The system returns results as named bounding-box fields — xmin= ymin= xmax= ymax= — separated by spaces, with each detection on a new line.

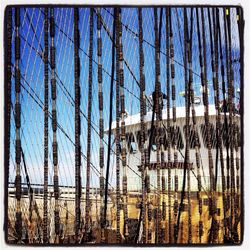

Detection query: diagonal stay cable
xmin=18 ymin=8 xmax=212 ymax=197
xmin=12 ymin=63 xmax=160 ymax=193
xmin=24 ymin=7 xmax=43 ymax=53
xmin=15 ymin=27 xmax=162 ymax=193
xmin=103 ymin=7 xmax=200 ymax=78
xmin=93 ymin=8 xmax=153 ymax=107
xmin=17 ymin=28 xmax=209 ymax=199
xmin=10 ymin=66 xmax=111 ymax=189
xmin=38 ymin=8 xmax=145 ymax=105
xmin=103 ymin=7 xmax=239 ymax=100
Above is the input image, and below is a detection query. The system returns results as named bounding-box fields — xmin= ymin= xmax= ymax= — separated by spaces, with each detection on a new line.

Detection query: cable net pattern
xmin=5 ymin=6 xmax=242 ymax=245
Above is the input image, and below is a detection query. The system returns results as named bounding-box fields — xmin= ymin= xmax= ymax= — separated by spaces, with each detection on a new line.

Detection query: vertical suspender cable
xmin=170 ymin=8 xmax=179 ymax=244
xmin=200 ymin=8 xmax=216 ymax=243
xmin=158 ymin=9 xmax=164 ymax=243
xmin=176 ymin=8 xmax=191 ymax=244
xmin=136 ymin=7 xmax=163 ymax=244
xmin=104 ymin=8 xmax=116 ymax=239
xmin=196 ymin=8 xmax=211 ymax=243
xmin=224 ymin=8 xmax=233 ymax=240
xmin=50 ymin=7 xmax=60 ymax=243
xmin=115 ymin=7 xmax=121 ymax=244
xmin=208 ymin=8 xmax=219 ymax=192
xmin=211 ymin=8 xmax=225 ymax=242
xmin=118 ymin=8 xmax=129 ymax=242
xmin=190 ymin=8 xmax=203 ymax=243
xmin=85 ymin=8 xmax=93 ymax=242
xmin=138 ymin=7 xmax=148 ymax=243
xmin=223 ymin=10 xmax=231 ymax=230
xmin=43 ymin=7 xmax=49 ymax=243
xmin=187 ymin=8 xmax=193 ymax=244
xmin=215 ymin=8 xmax=227 ymax=241
xmin=154 ymin=7 xmax=162 ymax=244
xmin=74 ymin=7 xmax=81 ymax=241
xmin=165 ymin=7 xmax=172 ymax=244
xmin=136 ymin=8 xmax=162 ymax=245
xmin=97 ymin=7 xmax=105 ymax=243
xmin=14 ymin=7 xmax=22 ymax=243
xmin=225 ymin=8 xmax=237 ymax=242
xmin=234 ymin=6 xmax=242 ymax=243
xmin=5 ymin=6 xmax=12 ymax=241
xmin=218 ymin=10 xmax=230 ymax=240
xmin=189 ymin=7 xmax=204 ymax=243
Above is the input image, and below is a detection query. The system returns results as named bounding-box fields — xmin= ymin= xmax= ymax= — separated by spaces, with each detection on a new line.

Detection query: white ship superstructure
xmin=108 ymin=103 xmax=241 ymax=192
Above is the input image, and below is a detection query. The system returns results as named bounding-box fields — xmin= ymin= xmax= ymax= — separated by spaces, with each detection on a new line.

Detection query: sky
xmin=7 ymin=6 xmax=241 ymax=190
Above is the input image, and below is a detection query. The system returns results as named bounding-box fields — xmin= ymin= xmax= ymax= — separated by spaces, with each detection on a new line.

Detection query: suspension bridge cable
xmin=210 ymin=7 xmax=226 ymax=242
xmin=213 ymin=9 xmax=228 ymax=241
xmin=154 ymin=7 xmax=163 ymax=244
xmin=11 ymin=62 xmax=154 ymax=194
xmin=188 ymin=8 xmax=203 ymax=243
xmin=85 ymin=8 xmax=93 ymax=242
xmin=103 ymin=7 xmax=199 ymax=79
xmin=10 ymin=37 xmax=111 ymax=185
xmin=201 ymin=8 xmax=217 ymax=243
xmin=96 ymin=7 xmax=105 ymax=243
xmin=165 ymin=8 xmax=171 ymax=243
xmin=175 ymin=8 xmax=191 ymax=243
xmin=93 ymin=8 xmax=154 ymax=112
xmin=24 ymin=8 xmax=43 ymax=53
xmin=50 ymin=8 xmax=60 ymax=243
xmin=208 ymin=7 xmax=219 ymax=191
xmin=187 ymin=8 xmax=193 ymax=244
xmin=14 ymin=7 xmax=23 ymax=243
xmin=13 ymin=45 xmax=209 ymax=208
xmin=115 ymin=8 xmax=121 ymax=243
xmin=217 ymin=12 xmax=231 ymax=240
xmin=9 ymin=10 xmax=240 ymax=245
xmin=235 ymin=6 xmax=243 ymax=243
xmin=4 ymin=6 xmax=12 ymax=241
xmin=74 ymin=7 xmax=82 ymax=240
xmin=103 ymin=8 xmax=116 ymax=238
xmin=118 ymin=8 xmax=129 ymax=242
xmin=43 ymin=7 xmax=49 ymax=243
xmin=138 ymin=7 xmax=147 ymax=244
xmin=225 ymin=7 xmax=237 ymax=242
xmin=103 ymin=7 xmax=240 ymax=100
xmin=169 ymin=7 xmax=179 ymax=243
